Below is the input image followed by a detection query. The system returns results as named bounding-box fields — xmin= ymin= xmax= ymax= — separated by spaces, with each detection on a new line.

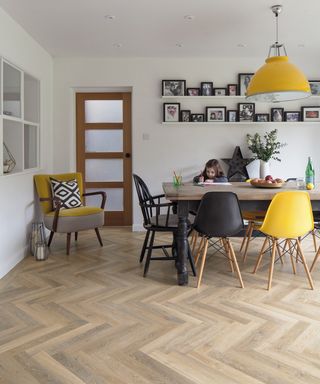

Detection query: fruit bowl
xmin=250 ymin=179 xmax=285 ymax=188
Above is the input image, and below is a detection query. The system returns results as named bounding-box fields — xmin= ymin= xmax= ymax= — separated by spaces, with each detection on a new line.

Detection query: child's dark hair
xmin=201 ymin=159 xmax=225 ymax=178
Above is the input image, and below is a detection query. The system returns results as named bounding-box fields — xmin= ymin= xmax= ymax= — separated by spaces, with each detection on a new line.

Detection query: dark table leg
xmin=176 ymin=200 xmax=189 ymax=285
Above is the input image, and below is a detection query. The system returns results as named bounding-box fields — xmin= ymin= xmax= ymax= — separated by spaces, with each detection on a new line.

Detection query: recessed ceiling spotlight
xmin=184 ymin=15 xmax=195 ymax=21
xmin=237 ymin=43 xmax=247 ymax=48
xmin=176 ymin=43 xmax=184 ymax=48
xmin=112 ymin=43 xmax=122 ymax=48
xmin=104 ymin=15 xmax=116 ymax=21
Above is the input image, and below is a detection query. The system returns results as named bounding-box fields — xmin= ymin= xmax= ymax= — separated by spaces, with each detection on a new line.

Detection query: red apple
xmin=265 ymin=175 xmax=273 ymax=181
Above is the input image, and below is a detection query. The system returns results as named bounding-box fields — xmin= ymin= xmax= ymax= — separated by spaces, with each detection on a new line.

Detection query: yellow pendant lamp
xmin=246 ymin=5 xmax=310 ymax=103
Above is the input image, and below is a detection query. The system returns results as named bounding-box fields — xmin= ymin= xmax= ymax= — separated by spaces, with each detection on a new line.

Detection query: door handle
xmin=125 ymin=153 xmax=131 ymax=158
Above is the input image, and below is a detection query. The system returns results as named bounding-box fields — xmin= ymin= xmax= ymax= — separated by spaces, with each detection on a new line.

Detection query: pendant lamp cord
xmin=275 ymin=12 xmax=279 ymax=55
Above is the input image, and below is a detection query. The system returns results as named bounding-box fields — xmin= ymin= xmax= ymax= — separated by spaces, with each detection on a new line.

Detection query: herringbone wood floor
xmin=1 ymin=228 xmax=320 ymax=384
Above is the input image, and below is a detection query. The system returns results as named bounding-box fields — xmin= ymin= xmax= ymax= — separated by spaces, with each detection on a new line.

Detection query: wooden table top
xmin=163 ymin=182 xmax=320 ymax=201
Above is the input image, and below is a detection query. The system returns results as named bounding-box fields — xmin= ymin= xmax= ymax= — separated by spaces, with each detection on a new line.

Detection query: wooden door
xmin=76 ymin=92 xmax=132 ymax=226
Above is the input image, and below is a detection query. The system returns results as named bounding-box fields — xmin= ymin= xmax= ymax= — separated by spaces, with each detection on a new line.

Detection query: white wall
xmin=0 ymin=8 xmax=53 ymax=278
xmin=53 ymin=57 xmax=320 ymax=230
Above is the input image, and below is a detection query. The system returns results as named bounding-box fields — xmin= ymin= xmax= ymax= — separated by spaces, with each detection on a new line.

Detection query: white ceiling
xmin=0 ymin=0 xmax=318 ymax=58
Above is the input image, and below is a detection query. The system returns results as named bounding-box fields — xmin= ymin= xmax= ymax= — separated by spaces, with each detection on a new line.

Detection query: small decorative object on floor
xmin=246 ymin=129 xmax=286 ymax=179
xmin=30 ymin=222 xmax=48 ymax=260
xmin=3 ymin=142 xmax=16 ymax=173
xmin=222 ymin=146 xmax=252 ymax=181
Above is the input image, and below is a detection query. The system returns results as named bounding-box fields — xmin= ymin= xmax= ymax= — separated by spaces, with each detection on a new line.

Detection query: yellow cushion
xmin=34 ymin=173 xmax=84 ymax=214
xmin=46 ymin=206 xmax=103 ymax=217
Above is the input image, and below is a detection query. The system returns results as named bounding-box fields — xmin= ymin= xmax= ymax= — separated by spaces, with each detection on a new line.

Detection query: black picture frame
xmin=227 ymin=110 xmax=238 ymax=122
xmin=206 ymin=106 xmax=226 ymax=122
xmin=180 ymin=109 xmax=191 ymax=122
xmin=163 ymin=103 xmax=180 ymax=122
xmin=191 ymin=113 xmax=205 ymax=122
xmin=271 ymin=107 xmax=284 ymax=122
xmin=238 ymin=102 xmax=255 ymax=122
xmin=187 ymin=88 xmax=200 ymax=96
xmin=214 ymin=88 xmax=227 ymax=96
xmin=301 ymin=106 xmax=320 ymax=122
xmin=162 ymin=80 xmax=186 ymax=96
xmin=309 ymin=80 xmax=320 ymax=95
xmin=200 ymin=82 xmax=214 ymax=96
xmin=238 ymin=73 xmax=254 ymax=96
xmin=255 ymin=113 xmax=270 ymax=122
xmin=284 ymin=111 xmax=300 ymax=122
xmin=227 ymin=84 xmax=238 ymax=96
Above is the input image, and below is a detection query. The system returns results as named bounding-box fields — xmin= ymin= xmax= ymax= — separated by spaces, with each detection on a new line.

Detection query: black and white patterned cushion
xmin=50 ymin=178 xmax=82 ymax=209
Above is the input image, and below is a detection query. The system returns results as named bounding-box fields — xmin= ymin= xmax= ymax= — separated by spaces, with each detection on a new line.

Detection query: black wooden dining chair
xmin=192 ymin=191 xmax=244 ymax=288
xmin=133 ymin=174 xmax=196 ymax=277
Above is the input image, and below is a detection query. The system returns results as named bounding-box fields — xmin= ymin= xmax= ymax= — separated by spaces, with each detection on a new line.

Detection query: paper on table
xmin=198 ymin=182 xmax=232 ymax=185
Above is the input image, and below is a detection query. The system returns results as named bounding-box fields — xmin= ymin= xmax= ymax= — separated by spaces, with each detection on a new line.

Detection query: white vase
xmin=259 ymin=160 xmax=270 ymax=179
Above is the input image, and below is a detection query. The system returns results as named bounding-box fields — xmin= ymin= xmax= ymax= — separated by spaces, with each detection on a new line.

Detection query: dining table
xmin=162 ymin=181 xmax=320 ymax=286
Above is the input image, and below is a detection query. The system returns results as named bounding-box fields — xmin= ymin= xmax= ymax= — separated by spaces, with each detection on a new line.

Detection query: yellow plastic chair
xmin=253 ymin=191 xmax=314 ymax=290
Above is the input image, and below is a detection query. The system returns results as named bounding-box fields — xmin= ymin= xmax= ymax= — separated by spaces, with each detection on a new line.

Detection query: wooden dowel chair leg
xmin=267 ymin=239 xmax=277 ymax=290
xmin=288 ymin=240 xmax=297 ymax=275
xmin=310 ymin=246 xmax=320 ymax=273
xmin=276 ymin=240 xmax=284 ymax=265
xmin=191 ymin=230 xmax=199 ymax=257
xmin=222 ymin=238 xmax=234 ymax=273
xmin=253 ymin=237 xmax=268 ymax=273
xmin=242 ymin=222 xmax=254 ymax=263
xmin=66 ymin=233 xmax=71 ymax=255
xmin=312 ymin=230 xmax=318 ymax=252
xmin=296 ymin=239 xmax=314 ymax=290
xmin=197 ymin=239 xmax=209 ymax=288
xmin=194 ymin=237 xmax=205 ymax=266
xmin=228 ymin=240 xmax=244 ymax=288
xmin=48 ymin=231 xmax=54 ymax=247
xmin=140 ymin=230 xmax=150 ymax=263
xmin=94 ymin=228 xmax=103 ymax=247
xmin=239 ymin=224 xmax=250 ymax=253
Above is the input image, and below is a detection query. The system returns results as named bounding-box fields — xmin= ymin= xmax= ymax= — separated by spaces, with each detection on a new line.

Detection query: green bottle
xmin=305 ymin=157 xmax=315 ymax=185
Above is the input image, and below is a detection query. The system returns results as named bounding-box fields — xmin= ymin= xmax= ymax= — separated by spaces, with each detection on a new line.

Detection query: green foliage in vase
xmin=246 ymin=129 xmax=286 ymax=162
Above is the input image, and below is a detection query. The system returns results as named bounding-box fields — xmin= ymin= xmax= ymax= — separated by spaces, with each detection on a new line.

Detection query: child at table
xmin=193 ymin=159 xmax=228 ymax=183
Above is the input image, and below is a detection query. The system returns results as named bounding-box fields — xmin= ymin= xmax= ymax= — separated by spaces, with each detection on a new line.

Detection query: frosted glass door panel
xmin=3 ymin=62 xmax=21 ymax=118
xmin=85 ymin=130 xmax=123 ymax=152
xmin=24 ymin=124 xmax=38 ymax=169
xmin=86 ymin=188 xmax=123 ymax=211
xmin=86 ymin=159 xmax=123 ymax=182
xmin=85 ymin=100 xmax=123 ymax=123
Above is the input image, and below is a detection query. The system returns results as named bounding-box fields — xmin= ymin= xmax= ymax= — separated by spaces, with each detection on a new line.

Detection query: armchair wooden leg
xmin=144 ymin=231 xmax=155 ymax=277
xmin=94 ymin=228 xmax=103 ymax=247
xmin=48 ymin=231 xmax=55 ymax=247
xmin=140 ymin=230 xmax=150 ymax=263
xmin=75 ymin=232 xmax=78 ymax=241
xmin=66 ymin=233 xmax=71 ymax=255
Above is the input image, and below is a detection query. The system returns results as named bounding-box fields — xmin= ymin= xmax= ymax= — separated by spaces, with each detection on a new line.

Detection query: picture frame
xmin=284 ymin=111 xmax=300 ymax=122
xmin=187 ymin=88 xmax=200 ymax=96
xmin=238 ymin=73 xmax=254 ymax=96
xmin=309 ymin=80 xmax=320 ymax=96
xmin=180 ymin=109 xmax=191 ymax=122
xmin=191 ymin=113 xmax=205 ymax=122
xmin=162 ymin=80 xmax=186 ymax=96
xmin=227 ymin=84 xmax=238 ymax=96
xmin=238 ymin=102 xmax=255 ymax=122
xmin=206 ymin=107 xmax=226 ymax=122
xmin=214 ymin=88 xmax=227 ymax=96
xmin=227 ymin=110 xmax=238 ymax=122
xmin=255 ymin=113 xmax=270 ymax=122
xmin=163 ymin=103 xmax=180 ymax=122
xmin=271 ymin=107 xmax=284 ymax=122
xmin=301 ymin=106 xmax=320 ymax=122
xmin=200 ymin=82 xmax=214 ymax=96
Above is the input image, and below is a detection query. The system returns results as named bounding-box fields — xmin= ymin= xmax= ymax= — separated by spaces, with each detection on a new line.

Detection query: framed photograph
xmin=309 ymin=80 xmax=320 ymax=95
xmin=227 ymin=110 xmax=238 ymax=122
xmin=214 ymin=88 xmax=227 ymax=96
xmin=162 ymin=80 xmax=186 ymax=96
xmin=191 ymin=113 xmax=205 ymax=122
xmin=227 ymin=84 xmax=238 ymax=96
xmin=180 ymin=109 xmax=191 ymax=122
xmin=238 ymin=73 xmax=254 ymax=96
xmin=301 ymin=106 xmax=320 ymax=122
xmin=284 ymin=111 xmax=300 ymax=122
xmin=163 ymin=103 xmax=180 ymax=122
xmin=187 ymin=88 xmax=200 ymax=96
xmin=271 ymin=107 xmax=284 ymax=122
xmin=206 ymin=107 xmax=226 ymax=122
xmin=200 ymin=82 xmax=213 ymax=96
xmin=238 ymin=103 xmax=255 ymax=122
xmin=255 ymin=113 xmax=270 ymax=122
